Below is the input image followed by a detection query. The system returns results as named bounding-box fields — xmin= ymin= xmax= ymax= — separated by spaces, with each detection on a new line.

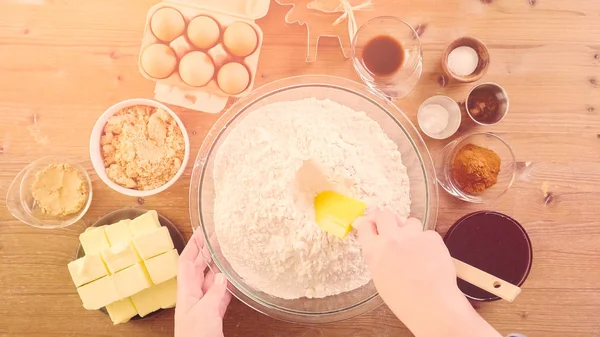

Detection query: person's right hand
xmin=357 ymin=210 xmax=501 ymax=337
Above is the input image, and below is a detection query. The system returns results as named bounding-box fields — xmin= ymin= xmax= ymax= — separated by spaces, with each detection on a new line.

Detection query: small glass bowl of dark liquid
xmin=351 ymin=16 xmax=423 ymax=98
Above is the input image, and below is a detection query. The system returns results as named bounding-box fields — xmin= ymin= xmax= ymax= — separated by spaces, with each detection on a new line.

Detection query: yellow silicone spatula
xmin=314 ymin=191 xmax=367 ymax=239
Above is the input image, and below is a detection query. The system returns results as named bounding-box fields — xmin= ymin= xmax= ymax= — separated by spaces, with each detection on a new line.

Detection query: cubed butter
xmin=130 ymin=287 xmax=161 ymax=317
xmin=133 ymin=226 xmax=174 ymax=260
xmin=105 ymin=219 xmax=133 ymax=246
xmin=76 ymin=276 xmax=120 ymax=310
xmin=106 ymin=298 xmax=138 ymax=325
xmin=68 ymin=254 xmax=109 ymax=287
xmin=144 ymin=249 xmax=179 ymax=285
xmin=155 ymin=277 xmax=178 ymax=309
xmin=130 ymin=278 xmax=178 ymax=317
xmin=129 ymin=210 xmax=161 ymax=237
xmin=79 ymin=226 xmax=110 ymax=255
xmin=113 ymin=263 xmax=152 ymax=298
xmin=101 ymin=242 xmax=140 ymax=274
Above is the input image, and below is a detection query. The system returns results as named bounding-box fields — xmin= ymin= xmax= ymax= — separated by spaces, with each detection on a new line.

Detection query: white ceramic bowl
xmin=90 ymin=98 xmax=190 ymax=197
xmin=417 ymin=95 xmax=461 ymax=139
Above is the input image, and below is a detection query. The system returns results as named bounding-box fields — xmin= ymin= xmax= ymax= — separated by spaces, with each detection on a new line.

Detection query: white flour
xmin=213 ymin=98 xmax=411 ymax=299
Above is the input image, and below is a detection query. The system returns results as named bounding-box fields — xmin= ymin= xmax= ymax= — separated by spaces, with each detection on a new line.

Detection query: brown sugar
xmin=101 ymin=105 xmax=185 ymax=191
xmin=452 ymin=144 xmax=501 ymax=194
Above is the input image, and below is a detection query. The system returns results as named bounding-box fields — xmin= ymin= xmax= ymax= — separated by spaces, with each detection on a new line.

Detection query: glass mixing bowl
xmin=189 ymin=75 xmax=438 ymax=323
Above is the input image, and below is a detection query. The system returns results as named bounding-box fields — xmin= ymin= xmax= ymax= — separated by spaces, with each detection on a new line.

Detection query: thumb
xmin=199 ymin=273 xmax=232 ymax=318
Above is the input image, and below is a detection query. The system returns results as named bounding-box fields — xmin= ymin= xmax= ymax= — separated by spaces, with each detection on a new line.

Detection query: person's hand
xmin=175 ymin=230 xmax=232 ymax=337
xmin=357 ymin=210 xmax=501 ymax=337
xmin=357 ymin=210 xmax=459 ymax=315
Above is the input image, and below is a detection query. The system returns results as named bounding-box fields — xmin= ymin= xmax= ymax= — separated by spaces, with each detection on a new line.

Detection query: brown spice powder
xmin=101 ymin=105 xmax=185 ymax=191
xmin=452 ymin=144 xmax=501 ymax=194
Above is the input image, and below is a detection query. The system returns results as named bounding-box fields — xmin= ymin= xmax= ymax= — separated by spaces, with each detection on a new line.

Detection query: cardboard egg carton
xmin=139 ymin=0 xmax=270 ymax=113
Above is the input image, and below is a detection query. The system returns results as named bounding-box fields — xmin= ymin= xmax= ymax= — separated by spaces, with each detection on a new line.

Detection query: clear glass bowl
xmin=351 ymin=16 xmax=423 ymax=98
xmin=6 ymin=156 xmax=93 ymax=229
xmin=435 ymin=132 xmax=516 ymax=203
xmin=189 ymin=75 xmax=438 ymax=323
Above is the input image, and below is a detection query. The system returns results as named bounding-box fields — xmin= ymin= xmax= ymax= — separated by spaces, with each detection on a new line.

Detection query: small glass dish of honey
xmin=351 ymin=16 xmax=423 ymax=99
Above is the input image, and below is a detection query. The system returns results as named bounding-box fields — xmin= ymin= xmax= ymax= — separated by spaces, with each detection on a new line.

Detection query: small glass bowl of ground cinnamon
xmin=434 ymin=132 xmax=516 ymax=203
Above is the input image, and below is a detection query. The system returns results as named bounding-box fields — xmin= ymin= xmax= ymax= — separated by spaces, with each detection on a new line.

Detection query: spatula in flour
xmin=313 ymin=191 xmax=522 ymax=302
xmin=314 ymin=191 xmax=366 ymax=239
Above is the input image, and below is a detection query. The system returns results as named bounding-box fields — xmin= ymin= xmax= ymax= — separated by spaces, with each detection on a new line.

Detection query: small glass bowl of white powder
xmin=417 ymin=95 xmax=461 ymax=139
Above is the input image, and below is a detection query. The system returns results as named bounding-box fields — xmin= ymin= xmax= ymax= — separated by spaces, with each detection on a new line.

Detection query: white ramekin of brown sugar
xmin=89 ymin=98 xmax=190 ymax=197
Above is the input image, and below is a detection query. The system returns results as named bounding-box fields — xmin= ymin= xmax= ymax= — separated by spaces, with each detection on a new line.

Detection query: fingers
xmin=358 ymin=211 xmax=423 ymax=245
xmin=357 ymin=215 xmax=377 ymax=248
xmin=395 ymin=213 xmax=407 ymax=226
xmin=403 ymin=218 xmax=423 ymax=233
xmin=374 ymin=210 xmax=400 ymax=237
xmin=202 ymin=269 xmax=216 ymax=294
xmin=177 ymin=230 xmax=208 ymax=313
xmin=193 ymin=273 xmax=232 ymax=318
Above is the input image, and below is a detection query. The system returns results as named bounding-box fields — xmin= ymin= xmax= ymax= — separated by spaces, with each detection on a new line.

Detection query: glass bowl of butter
xmin=6 ymin=156 xmax=93 ymax=229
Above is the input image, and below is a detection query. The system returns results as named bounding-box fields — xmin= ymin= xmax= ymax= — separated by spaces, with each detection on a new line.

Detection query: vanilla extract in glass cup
xmin=352 ymin=16 xmax=423 ymax=98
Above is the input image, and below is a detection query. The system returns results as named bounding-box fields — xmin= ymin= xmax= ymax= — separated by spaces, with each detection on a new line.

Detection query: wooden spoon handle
xmin=452 ymin=258 xmax=522 ymax=302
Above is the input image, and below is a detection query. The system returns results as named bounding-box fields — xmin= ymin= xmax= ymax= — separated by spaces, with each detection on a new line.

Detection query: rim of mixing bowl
xmin=189 ymin=75 xmax=439 ymax=323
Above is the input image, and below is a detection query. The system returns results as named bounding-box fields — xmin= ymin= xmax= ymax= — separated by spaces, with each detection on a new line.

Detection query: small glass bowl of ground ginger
xmin=6 ymin=156 xmax=93 ymax=229
xmin=434 ymin=132 xmax=516 ymax=203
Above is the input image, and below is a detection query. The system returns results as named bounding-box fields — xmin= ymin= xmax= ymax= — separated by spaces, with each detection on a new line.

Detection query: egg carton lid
xmin=154 ymin=83 xmax=230 ymax=114
xmin=168 ymin=0 xmax=270 ymax=20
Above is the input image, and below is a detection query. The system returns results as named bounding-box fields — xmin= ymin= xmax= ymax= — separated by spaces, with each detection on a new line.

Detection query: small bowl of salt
xmin=441 ymin=36 xmax=490 ymax=83
xmin=417 ymin=95 xmax=461 ymax=139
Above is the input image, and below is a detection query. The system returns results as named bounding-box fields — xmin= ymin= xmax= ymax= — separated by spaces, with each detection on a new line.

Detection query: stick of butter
xmin=130 ymin=287 xmax=161 ymax=318
xmin=68 ymin=254 xmax=109 ymax=287
xmin=101 ymin=242 xmax=141 ymax=274
xmin=154 ymin=277 xmax=177 ymax=309
xmin=131 ymin=278 xmax=177 ymax=317
xmin=79 ymin=226 xmax=110 ymax=255
xmin=105 ymin=219 xmax=133 ymax=246
xmin=77 ymin=276 xmax=120 ymax=310
xmin=144 ymin=249 xmax=179 ymax=285
xmin=129 ymin=210 xmax=161 ymax=237
xmin=113 ymin=263 xmax=152 ymax=298
xmin=133 ymin=226 xmax=174 ymax=260
xmin=106 ymin=298 xmax=138 ymax=325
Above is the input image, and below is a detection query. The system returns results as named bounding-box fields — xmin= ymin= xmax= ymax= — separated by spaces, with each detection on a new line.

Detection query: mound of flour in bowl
xmin=213 ymin=98 xmax=411 ymax=299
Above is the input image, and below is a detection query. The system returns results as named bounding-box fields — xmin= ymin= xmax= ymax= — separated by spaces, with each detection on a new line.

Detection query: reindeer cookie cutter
xmin=275 ymin=0 xmax=373 ymax=62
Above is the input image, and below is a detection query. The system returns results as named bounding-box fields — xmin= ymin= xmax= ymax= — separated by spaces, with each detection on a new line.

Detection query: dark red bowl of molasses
xmin=444 ymin=211 xmax=532 ymax=302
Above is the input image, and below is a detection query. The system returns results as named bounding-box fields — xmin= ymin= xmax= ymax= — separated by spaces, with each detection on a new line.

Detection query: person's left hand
xmin=175 ymin=230 xmax=232 ymax=337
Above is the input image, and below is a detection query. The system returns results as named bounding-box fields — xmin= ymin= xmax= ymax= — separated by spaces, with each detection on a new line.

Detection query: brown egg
xmin=217 ymin=62 xmax=250 ymax=95
xmin=187 ymin=16 xmax=220 ymax=49
xmin=223 ymin=22 xmax=258 ymax=57
xmin=151 ymin=7 xmax=185 ymax=42
xmin=179 ymin=51 xmax=215 ymax=87
xmin=141 ymin=44 xmax=177 ymax=79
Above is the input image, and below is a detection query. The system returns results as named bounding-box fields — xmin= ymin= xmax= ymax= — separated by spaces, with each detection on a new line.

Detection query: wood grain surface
xmin=1 ymin=0 xmax=600 ymax=336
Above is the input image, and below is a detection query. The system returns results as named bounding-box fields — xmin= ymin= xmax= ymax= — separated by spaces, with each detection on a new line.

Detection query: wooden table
xmin=1 ymin=0 xmax=599 ymax=336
